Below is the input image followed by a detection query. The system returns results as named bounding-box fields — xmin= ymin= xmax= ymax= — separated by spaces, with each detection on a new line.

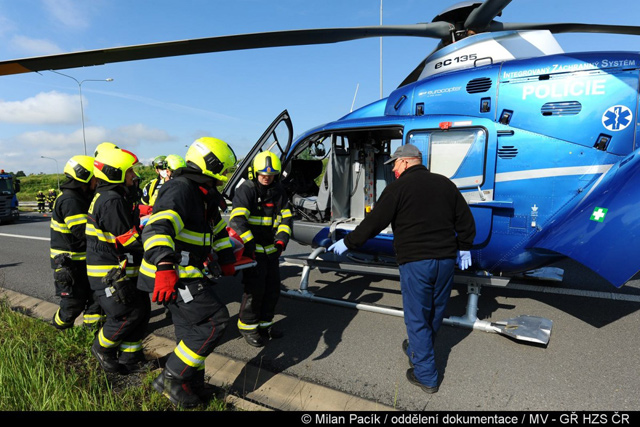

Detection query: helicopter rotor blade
xmin=0 ymin=23 xmax=452 ymax=77
xmin=489 ymin=22 xmax=640 ymax=36
xmin=464 ymin=0 xmax=513 ymax=31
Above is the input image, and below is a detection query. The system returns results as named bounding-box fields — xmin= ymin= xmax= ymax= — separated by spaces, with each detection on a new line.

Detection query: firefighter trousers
xmin=53 ymin=263 xmax=103 ymax=329
xmin=164 ymin=279 xmax=229 ymax=381
xmin=93 ymin=286 xmax=151 ymax=364
xmin=239 ymin=252 xmax=281 ymax=328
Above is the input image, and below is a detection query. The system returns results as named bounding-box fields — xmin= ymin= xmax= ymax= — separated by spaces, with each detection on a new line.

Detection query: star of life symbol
xmin=602 ymin=105 xmax=632 ymax=131
xmin=590 ymin=207 xmax=608 ymax=222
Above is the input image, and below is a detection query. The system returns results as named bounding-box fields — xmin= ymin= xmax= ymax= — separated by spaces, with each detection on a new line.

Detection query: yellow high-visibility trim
xmin=119 ymin=341 xmax=143 ymax=353
xmin=212 ymin=219 xmax=227 ymax=235
xmin=97 ymin=328 xmax=120 ymax=349
xmin=50 ymin=220 xmax=71 ymax=234
xmin=240 ymin=230 xmax=254 ymax=243
xmin=281 ymin=209 xmax=293 ymax=218
xmin=87 ymin=264 xmax=119 ymax=277
xmin=176 ymin=228 xmax=211 ymax=246
xmin=143 ymin=234 xmax=175 ymax=251
xmin=277 ymin=224 xmax=292 ymax=235
xmin=212 ymin=237 xmax=232 ymax=252
xmin=86 ymin=223 xmax=116 ymax=244
xmin=146 ymin=209 xmax=184 ymax=235
xmin=248 ymin=216 xmax=273 ymax=226
xmin=174 ymin=340 xmax=206 ymax=368
xmin=237 ymin=319 xmax=259 ymax=331
xmin=50 ymin=248 xmax=86 ymax=261
xmin=230 ymin=207 xmax=250 ymax=219
xmin=65 ymin=213 xmax=88 ymax=228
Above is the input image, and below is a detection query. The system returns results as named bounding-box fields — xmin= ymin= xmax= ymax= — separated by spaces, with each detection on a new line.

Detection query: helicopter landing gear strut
xmin=282 ymin=248 xmax=553 ymax=345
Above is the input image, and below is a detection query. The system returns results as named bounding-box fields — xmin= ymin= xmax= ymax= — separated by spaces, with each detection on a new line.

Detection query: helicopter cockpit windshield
xmin=419 ymin=30 xmax=564 ymax=80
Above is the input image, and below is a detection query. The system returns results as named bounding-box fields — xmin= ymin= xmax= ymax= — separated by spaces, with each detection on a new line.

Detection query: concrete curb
xmin=0 ymin=287 xmax=395 ymax=412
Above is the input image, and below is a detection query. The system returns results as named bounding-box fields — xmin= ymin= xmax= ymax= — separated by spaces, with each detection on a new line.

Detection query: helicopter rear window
xmin=407 ymin=128 xmax=486 ymax=189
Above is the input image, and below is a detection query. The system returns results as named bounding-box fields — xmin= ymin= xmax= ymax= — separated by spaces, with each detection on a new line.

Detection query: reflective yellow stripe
xmin=50 ymin=248 xmax=86 ymax=261
xmin=259 ymin=320 xmax=275 ymax=329
xmin=237 ymin=320 xmax=259 ymax=331
xmin=174 ymin=340 xmax=206 ymax=369
xmin=277 ymin=224 xmax=292 ymax=235
xmin=97 ymin=328 xmax=120 ymax=349
xmin=50 ymin=219 xmax=71 ymax=233
xmin=65 ymin=213 xmax=88 ymax=228
xmin=143 ymin=234 xmax=175 ymax=251
xmin=83 ymin=313 xmax=105 ymax=325
xmin=240 ymin=230 xmax=254 ymax=243
xmin=212 ymin=237 xmax=232 ymax=252
xmin=176 ymin=228 xmax=211 ymax=246
xmin=230 ymin=207 xmax=250 ymax=219
xmin=140 ymin=259 xmax=156 ymax=278
xmin=255 ymin=244 xmax=277 ymax=254
xmin=119 ymin=341 xmax=143 ymax=353
xmin=86 ymin=223 xmax=116 ymax=244
xmin=177 ymin=265 xmax=203 ymax=279
xmin=147 ymin=209 xmax=184 ymax=235
xmin=281 ymin=209 xmax=293 ymax=218
xmin=212 ymin=218 xmax=227 ymax=234
xmin=87 ymin=264 xmax=119 ymax=277
xmin=248 ymin=216 xmax=273 ymax=226
xmin=125 ymin=265 xmax=139 ymax=278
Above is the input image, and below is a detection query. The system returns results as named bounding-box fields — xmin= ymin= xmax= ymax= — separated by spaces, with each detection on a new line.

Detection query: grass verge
xmin=0 ymin=298 xmax=230 ymax=411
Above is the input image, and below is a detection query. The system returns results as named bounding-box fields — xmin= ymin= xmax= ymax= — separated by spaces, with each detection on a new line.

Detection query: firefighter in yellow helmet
xmin=93 ymin=142 xmax=119 ymax=157
xmin=138 ymin=137 xmax=237 ymax=408
xmin=164 ymin=154 xmax=186 ymax=180
xmin=50 ymin=155 xmax=105 ymax=330
xmin=228 ymin=150 xmax=293 ymax=347
xmin=141 ymin=155 xmax=168 ymax=207
xmin=87 ymin=146 xmax=153 ymax=374
xmin=36 ymin=190 xmax=46 ymax=213
xmin=47 ymin=188 xmax=57 ymax=212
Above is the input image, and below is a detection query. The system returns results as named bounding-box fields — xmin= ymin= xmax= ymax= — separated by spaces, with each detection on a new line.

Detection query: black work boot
xmin=258 ymin=326 xmax=283 ymax=341
xmin=91 ymin=342 xmax=124 ymax=374
xmin=153 ymin=368 xmax=202 ymax=409
xmin=121 ymin=355 xmax=158 ymax=374
xmin=239 ymin=328 xmax=265 ymax=347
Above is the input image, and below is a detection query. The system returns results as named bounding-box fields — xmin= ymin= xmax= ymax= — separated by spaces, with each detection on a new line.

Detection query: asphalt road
xmin=2 ymin=211 xmax=640 ymax=411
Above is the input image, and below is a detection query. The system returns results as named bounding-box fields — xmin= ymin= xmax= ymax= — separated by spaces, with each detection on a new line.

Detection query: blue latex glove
xmin=457 ymin=251 xmax=472 ymax=270
xmin=328 ymin=239 xmax=348 ymax=255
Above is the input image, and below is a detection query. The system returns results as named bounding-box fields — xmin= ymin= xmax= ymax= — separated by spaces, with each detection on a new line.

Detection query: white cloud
xmin=42 ymin=0 xmax=91 ymax=30
xmin=0 ymin=91 xmax=79 ymax=124
xmin=10 ymin=35 xmax=63 ymax=56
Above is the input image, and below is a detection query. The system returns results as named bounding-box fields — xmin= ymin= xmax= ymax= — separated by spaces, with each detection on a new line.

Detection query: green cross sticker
xmin=590 ymin=207 xmax=608 ymax=222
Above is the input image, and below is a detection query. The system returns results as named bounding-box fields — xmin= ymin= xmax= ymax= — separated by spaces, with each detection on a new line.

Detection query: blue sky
xmin=0 ymin=0 xmax=638 ymax=175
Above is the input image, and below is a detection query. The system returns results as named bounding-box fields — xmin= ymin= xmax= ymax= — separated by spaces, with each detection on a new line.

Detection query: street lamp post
xmin=41 ymin=156 xmax=60 ymax=191
xmin=50 ymin=71 xmax=114 ymax=155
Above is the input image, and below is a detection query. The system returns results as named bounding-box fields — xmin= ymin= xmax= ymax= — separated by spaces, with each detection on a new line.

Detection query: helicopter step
xmin=281 ymin=248 xmax=553 ymax=345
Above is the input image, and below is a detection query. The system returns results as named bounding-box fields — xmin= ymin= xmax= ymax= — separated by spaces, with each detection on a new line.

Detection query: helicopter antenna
xmin=351 ymin=83 xmax=359 ymax=112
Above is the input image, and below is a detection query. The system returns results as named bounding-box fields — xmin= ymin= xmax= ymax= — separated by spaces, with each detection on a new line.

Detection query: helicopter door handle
xmin=477 ymin=186 xmax=486 ymax=201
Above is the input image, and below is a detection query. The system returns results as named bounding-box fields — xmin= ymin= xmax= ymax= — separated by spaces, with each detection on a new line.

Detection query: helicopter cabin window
xmin=407 ymin=128 xmax=486 ymax=189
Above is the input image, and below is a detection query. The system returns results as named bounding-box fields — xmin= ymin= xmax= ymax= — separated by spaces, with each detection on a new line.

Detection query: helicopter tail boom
xmin=529 ymin=151 xmax=640 ymax=288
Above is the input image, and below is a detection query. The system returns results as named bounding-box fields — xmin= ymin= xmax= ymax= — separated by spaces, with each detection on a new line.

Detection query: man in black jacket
xmin=50 ymin=155 xmax=104 ymax=330
xmin=329 ymin=144 xmax=476 ymax=394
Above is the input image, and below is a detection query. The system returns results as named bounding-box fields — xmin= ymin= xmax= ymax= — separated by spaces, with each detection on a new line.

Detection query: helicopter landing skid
xmin=281 ymin=248 xmax=552 ymax=345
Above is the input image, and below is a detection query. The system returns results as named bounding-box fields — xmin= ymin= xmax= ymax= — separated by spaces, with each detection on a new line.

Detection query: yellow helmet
xmin=152 ymin=155 xmax=167 ymax=169
xmin=93 ymin=142 xmax=119 ymax=157
xmin=165 ymin=154 xmax=186 ymax=171
xmin=93 ymin=147 xmax=139 ymax=184
xmin=185 ymin=137 xmax=236 ymax=182
xmin=249 ymin=151 xmax=281 ymax=180
xmin=64 ymin=155 xmax=95 ymax=183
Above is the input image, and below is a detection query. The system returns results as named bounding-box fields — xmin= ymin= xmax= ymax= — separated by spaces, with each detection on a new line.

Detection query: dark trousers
xmin=93 ymin=286 xmax=150 ymax=364
xmin=399 ymin=258 xmax=455 ymax=387
xmin=53 ymin=264 xmax=103 ymax=329
xmin=239 ymin=253 xmax=281 ymax=327
xmin=164 ymin=280 xmax=229 ymax=380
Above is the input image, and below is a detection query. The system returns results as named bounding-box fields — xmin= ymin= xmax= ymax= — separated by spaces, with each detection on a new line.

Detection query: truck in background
xmin=0 ymin=169 xmax=20 ymax=224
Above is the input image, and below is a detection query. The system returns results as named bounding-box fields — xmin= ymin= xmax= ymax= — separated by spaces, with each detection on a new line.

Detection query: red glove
xmin=153 ymin=264 xmax=178 ymax=303
xmin=220 ymin=263 xmax=236 ymax=277
xmin=275 ymin=241 xmax=285 ymax=257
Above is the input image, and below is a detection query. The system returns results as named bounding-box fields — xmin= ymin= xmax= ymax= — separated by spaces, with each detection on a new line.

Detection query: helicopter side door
xmin=405 ymin=118 xmax=499 ymax=247
xmin=223 ymin=110 xmax=293 ymax=201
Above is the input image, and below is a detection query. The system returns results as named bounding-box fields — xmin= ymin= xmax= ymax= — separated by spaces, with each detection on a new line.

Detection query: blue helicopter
xmin=2 ymin=0 xmax=638 ymax=344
